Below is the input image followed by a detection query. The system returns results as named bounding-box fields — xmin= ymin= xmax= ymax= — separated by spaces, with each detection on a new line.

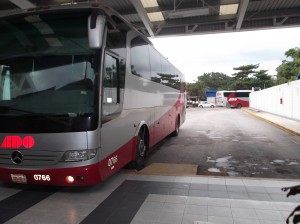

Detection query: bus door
xmin=99 ymin=15 xmax=129 ymax=170
xmin=101 ymin=52 xmax=127 ymax=157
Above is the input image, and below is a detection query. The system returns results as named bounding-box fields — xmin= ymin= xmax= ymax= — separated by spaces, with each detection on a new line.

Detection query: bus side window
xmin=0 ymin=65 xmax=11 ymax=100
xmin=103 ymin=53 xmax=124 ymax=118
xmin=104 ymin=54 xmax=119 ymax=104
xmin=131 ymin=36 xmax=150 ymax=80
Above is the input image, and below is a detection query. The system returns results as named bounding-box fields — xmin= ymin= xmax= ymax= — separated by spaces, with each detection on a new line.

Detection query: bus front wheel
xmin=237 ymin=103 xmax=242 ymax=109
xmin=133 ymin=128 xmax=147 ymax=170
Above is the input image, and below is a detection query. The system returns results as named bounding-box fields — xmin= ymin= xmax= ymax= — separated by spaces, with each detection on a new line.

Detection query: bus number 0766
xmin=33 ymin=174 xmax=51 ymax=181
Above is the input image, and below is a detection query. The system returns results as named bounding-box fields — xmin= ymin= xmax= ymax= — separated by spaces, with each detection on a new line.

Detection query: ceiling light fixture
xmin=141 ymin=0 xmax=159 ymax=8
xmin=219 ymin=4 xmax=239 ymax=15
xmin=141 ymin=0 xmax=164 ymax=22
xmin=147 ymin=12 xmax=164 ymax=22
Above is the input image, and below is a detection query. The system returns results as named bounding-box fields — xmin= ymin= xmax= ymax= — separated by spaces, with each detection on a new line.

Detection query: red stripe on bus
xmin=0 ymin=137 xmax=136 ymax=186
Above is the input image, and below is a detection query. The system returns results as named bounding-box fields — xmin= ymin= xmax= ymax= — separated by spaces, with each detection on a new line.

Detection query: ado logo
xmin=1 ymin=136 xmax=35 ymax=149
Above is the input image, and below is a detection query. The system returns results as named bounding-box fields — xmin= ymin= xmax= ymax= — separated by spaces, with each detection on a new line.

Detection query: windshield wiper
xmin=0 ymin=106 xmax=75 ymax=116
xmin=0 ymin=106 xmax=72 ymax=126
xmin=0 ymin=106 xmax=64 ymax=117
xmin=0 ymin=106 xmax=37 ymax=115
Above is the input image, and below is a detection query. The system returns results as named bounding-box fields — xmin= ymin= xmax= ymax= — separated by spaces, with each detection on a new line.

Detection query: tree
xmin=276 ymin=47 xmax=300 ymax=84
xmin=197 ymin=72 xmax=232 ymax=90
xmin=253 ymin=69 xmax=274 ymax=89
xmin=187 ymin=72 xmax=232 ymax=98
xmin=232 ymin=64 xmax=259 ymax=80
xmin=186 ymin=82 xmax=205 ymax=97
xmin=231 ymin=64 xmax=274 ymax=90
xmin=254 ymin=69 xmax=270 ymax=80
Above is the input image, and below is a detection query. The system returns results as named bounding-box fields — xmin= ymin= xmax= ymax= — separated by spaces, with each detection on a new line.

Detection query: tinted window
xmin=160 ymin=57 xmax=180 ymax=90
xmin=103 ymin=54 xmax=118 ymax=104
xmin=149 ymin=47 xmax=162 ymax=83
xmin=224 ymin=92 xmax=233 ymax=97
xmin=131 ymin=37 xmax=150 ymax=80
xmin=236 ymin=92 xmax=250 ymax=97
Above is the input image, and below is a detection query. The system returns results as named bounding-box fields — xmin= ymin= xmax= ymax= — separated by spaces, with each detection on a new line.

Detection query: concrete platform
xmin=243 ymin=108 xmax=300 ymax=136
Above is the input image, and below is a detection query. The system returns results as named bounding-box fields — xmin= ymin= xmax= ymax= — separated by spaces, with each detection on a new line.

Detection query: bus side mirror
xmin=88 ymin=13 xmax=106 ymax=49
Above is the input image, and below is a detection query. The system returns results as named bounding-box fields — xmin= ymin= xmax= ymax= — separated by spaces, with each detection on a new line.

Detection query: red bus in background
xmin=227 ymin=90 xmax=252 ymax=108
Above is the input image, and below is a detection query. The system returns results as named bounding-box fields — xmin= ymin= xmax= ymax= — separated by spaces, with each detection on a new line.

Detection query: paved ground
xmin=1 ymin=173 xmax=300 ymax=224
xmin=1 ymin=107 xmax=300 ymax=224
xmin=145 ymin=107 xmax=300 ymax=179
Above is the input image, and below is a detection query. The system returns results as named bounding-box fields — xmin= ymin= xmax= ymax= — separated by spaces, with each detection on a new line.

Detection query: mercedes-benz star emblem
xmin=11 ymin=151 xmax=23 ymax=164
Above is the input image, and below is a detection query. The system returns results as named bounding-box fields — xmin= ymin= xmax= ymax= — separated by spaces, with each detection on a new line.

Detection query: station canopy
xmin=1 ymin=0 xmax=300 ymax=37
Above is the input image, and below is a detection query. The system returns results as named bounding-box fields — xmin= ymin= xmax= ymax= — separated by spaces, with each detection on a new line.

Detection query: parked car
xmin=198 ymin=101 xmax=215 ymax=108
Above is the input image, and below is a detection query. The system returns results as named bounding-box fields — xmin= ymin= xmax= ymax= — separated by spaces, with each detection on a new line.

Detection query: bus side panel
xmin=122 ymin=76 xmax=181 ymax=145
xmin=229 ymin=99 xmax=250 ymax=108
xmin=98 ymin=136 xmax=137 ymax=181
xmin=150 ymin=94 xmax=182 ymax=147
xmin=100 ymin=108 xmax=153 ymax=159
xmin=99 ymin=93 xmax=182 ymax=166
xmin=227 ymin=91 xmax=251 ymax=108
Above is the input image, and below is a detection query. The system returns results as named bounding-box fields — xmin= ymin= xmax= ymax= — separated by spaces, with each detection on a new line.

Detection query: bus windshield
xmin=0 ymin=11 xmax=97 ymax=117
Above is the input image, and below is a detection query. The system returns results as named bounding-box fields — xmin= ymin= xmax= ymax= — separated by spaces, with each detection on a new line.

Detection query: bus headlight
xmin=62 ymin=149 xmax=97 ymax=162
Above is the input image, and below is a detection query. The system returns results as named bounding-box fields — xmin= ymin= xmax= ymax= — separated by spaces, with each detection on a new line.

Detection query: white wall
xmin=249 ymin=80 xmax=300 ymax=121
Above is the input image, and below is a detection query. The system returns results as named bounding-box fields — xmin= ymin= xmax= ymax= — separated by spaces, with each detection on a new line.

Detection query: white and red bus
xmin=216 ymin=90 xmax=252 ymax=108
xmin=227 ymin=90 xmax=252 ymax=108
xmin=0 ymin=3 xmax=185 ymax=186
xmin=215 ymin=91 xmax=234 ymax=107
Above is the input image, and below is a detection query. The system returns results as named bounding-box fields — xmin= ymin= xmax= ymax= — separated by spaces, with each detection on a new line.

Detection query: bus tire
xmin=172 ymin=116 xmax=180 ymax=137
xmin=133 ymin=127 xmax=147 ymax=170
xmin=237 ymin=103 xmax=242 ymax=109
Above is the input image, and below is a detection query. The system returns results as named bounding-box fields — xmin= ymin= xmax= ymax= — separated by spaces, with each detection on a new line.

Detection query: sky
xmin=149 ymin=27 xmax=300 ymax=83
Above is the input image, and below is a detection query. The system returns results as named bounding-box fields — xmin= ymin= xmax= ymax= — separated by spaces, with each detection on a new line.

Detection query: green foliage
xmin=231 ymin=64 xmax=274 ymax=90
xmin=232 ymin=64 xmax=259 ymax=80
xmin=187 ymin=72 xmax=232 ymax=98
xmin=186 ymin=82 xmax=204 ymax=97
xmin=197 ymin=72 xmax=232 ymax=90
xmin=253 ymin=69 xmax=274 ymax=89
xmin=276 ymin=47 xmax=300 ymax=84
xmin=187 ymin=65 xmax=275 ymax=97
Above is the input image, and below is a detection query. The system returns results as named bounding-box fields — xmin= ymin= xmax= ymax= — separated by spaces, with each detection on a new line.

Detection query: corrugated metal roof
xmin=0 ymin=0 xmax=299 ymax=37
xmin=248 ymin=0 xmax=300 ymax=12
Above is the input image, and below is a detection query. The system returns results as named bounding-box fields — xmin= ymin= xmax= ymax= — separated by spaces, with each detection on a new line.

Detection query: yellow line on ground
xmin=242 ymin=108 xmax=300 ymax=136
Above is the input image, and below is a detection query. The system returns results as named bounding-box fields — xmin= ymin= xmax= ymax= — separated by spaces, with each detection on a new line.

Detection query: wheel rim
xmin=137 ymin=136 xmax=146 ymax=157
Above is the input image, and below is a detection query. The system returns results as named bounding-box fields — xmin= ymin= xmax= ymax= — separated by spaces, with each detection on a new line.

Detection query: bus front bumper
xmin=0 ymin=163 xmax=102 ymax=186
